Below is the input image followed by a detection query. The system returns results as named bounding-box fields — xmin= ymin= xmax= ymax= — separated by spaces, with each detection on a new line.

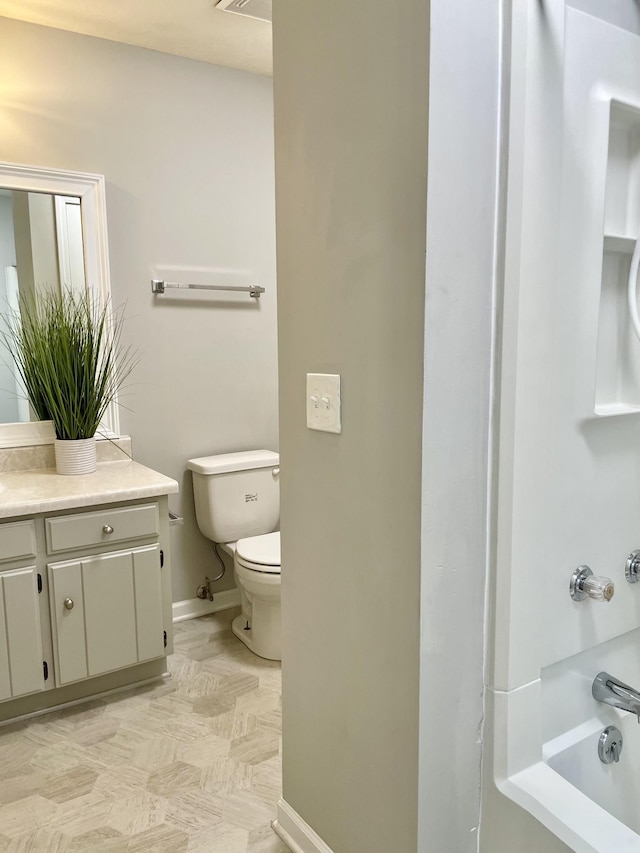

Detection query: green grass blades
xmin=1 ymin=289 xmax=138 ymax=440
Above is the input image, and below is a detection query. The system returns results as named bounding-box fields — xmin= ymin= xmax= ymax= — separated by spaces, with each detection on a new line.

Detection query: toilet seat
xmin=235 ymin=531 xmax=280 ymax=574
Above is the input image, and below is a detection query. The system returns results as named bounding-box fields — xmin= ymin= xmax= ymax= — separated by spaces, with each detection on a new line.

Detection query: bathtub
xmin=493 ymin=664 xmax=640 ymax=852
xmin=545 ymin=714 xmax=640 ymax=836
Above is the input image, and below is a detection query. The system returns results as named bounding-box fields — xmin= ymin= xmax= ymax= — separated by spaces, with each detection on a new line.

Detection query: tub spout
xmin=593 ymin=672 xmax=640 ymax=723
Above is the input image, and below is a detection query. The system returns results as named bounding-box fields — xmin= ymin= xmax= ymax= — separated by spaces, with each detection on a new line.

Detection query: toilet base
xmin=231 ymin=613 xmax=281 ymax=662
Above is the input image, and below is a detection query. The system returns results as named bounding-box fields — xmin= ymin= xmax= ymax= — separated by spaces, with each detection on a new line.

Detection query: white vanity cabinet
xmin=0 ymin=521 xmax=45 ymax=702
xmin=0 ymin=470 xmax=176 ymax=724
xmin=46 ymin=503 xmax=167 ymax=686
xmin=48 ymin=546 xmax=164 ymax=685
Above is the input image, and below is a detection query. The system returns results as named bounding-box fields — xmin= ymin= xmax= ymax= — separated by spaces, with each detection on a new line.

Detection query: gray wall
xmin=0 ymin=17 xmax=278 ymax=603
xmin=273 ymin=2 xmax=429 ymax=852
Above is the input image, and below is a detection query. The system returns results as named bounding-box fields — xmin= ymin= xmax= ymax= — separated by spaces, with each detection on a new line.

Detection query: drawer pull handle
xmin=64 ymin=598 xmax=74 ymax=610
xmin=102 ymin=524 xmax=114 ymax=535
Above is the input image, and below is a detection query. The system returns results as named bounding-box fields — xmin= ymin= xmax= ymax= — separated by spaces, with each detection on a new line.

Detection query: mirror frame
xmin=0 ymin=161 xmax=119 ymax=448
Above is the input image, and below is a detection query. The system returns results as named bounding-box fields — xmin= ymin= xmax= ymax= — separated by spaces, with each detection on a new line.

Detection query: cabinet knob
xmin=64 ymin=598 xmax=74 ymax=610
xmin=626 ymin=550 xmax=640 ymax=583
xmin=102 ymin=524 xmax=114 ymax=535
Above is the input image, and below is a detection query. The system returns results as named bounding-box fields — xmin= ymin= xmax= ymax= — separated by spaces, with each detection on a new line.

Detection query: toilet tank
xmin=187 ymin=450 xmax=280 ymax=543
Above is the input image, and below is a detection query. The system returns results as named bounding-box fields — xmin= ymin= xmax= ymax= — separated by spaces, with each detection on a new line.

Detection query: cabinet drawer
xmin=0 ymin=521 xmax=36 ymax=564
xmin=46 ymin=504 xmax=160 ymax=555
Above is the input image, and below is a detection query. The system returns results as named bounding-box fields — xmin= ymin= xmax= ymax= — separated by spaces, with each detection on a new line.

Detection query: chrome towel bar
xmin=151 ymin=279 xmax=265 ymax=299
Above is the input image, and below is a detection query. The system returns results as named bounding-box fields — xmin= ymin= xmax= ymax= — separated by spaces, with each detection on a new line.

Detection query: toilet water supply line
xmin=196 ymin=543 xmax=226 ymax=601
xmin=628 ymin=235 xmax=640 ymax=342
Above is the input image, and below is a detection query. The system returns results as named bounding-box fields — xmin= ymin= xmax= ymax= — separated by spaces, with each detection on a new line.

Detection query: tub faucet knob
xmin=626 ymin=550 xmax=640 ymax=584
xmin=570 ymin=566 xmax=614 ymax=602
xmin=598 ymin=726 xmax=623 ymax=764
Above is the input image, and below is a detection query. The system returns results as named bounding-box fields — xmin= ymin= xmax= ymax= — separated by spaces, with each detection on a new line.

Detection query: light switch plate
xmin=306 ymin=373 xmax=342 ymax=433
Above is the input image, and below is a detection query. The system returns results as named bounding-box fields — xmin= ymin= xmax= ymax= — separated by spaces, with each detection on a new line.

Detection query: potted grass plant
xmin=2 ymin=289 xmax=137 ymax=475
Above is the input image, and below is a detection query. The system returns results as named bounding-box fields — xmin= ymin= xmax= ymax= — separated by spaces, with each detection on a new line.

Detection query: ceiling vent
xmin=216 ymin=0 xmax=272 ymax=23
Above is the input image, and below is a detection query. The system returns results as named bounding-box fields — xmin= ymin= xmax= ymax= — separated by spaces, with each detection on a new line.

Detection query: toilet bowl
xmin=231 ymin=531 xmax=281 ymax=660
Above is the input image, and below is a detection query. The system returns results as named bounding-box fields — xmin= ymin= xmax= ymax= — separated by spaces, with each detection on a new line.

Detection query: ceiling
xmin=0 ymin=0 xmax=273 ymax=77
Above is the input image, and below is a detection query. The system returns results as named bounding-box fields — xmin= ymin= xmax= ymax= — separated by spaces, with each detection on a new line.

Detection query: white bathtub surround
xmin=490 ymin=5 xmax=640 ymax=850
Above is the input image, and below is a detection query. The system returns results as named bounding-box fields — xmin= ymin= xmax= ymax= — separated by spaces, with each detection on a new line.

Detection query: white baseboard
xmin=272 ymin=799 xmax=335 ymax=853
xmin=172 ymin=588 xmax=241 ymax=622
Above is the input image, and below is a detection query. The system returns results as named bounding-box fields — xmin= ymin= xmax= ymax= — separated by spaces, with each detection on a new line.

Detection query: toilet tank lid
xmin=187 ymin=449 xmax=279 ymax=475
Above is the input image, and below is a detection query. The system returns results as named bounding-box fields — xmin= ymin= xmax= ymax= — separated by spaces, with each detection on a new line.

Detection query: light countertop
xmin=0 ymin=461 xmax=179 ymax=519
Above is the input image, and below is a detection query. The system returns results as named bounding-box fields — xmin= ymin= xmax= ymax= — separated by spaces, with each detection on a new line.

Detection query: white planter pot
xmin=54 ymin=437 xmax=97 ymax=476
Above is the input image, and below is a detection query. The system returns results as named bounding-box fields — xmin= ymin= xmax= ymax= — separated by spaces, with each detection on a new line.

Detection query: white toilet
xmin=187 ymin=450 xmax=282 ymax=660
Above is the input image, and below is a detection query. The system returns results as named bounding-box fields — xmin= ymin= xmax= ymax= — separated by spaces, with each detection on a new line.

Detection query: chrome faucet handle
xmin=626 ymin=550 xmax=640 ymax=584
xmin=599 ymin=726 xmax=623 ymax=763
xmin=570 ymin=566 xmax=615 ymax=602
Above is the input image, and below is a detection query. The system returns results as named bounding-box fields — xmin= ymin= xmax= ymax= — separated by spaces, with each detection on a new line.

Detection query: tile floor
xmin=0 ymin=608 xmax=291 ymax=852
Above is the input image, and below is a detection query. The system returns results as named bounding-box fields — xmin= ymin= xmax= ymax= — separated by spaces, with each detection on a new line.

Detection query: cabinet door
xmin=47 ymin=559 xmax=88 ymax=685
xmin=132 ymin=545 xmax=165 ymax=663
xmin=82 ymin=550 xmax=139 ymax=677
xmin=0 ymin=567 xmax=44 ymax=699
xmin=49 ymin=544 xmax=165 ymax=685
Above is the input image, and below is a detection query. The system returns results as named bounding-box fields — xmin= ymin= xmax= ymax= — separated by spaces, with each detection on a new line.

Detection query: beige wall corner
xmin=273 ymin=2 xmax=429 ymax=852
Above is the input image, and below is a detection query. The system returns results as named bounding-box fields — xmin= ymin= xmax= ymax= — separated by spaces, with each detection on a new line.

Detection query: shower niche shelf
xmin=595 ymin=101 xmax=640 ymax=417
xmin=602 ymin=234 xmax=635 ymax=254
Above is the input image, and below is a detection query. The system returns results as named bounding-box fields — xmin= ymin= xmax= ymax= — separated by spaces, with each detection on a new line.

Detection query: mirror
xmin=0 ymin=189 xmax=87 ymax=424
xmin=0 ymin=162 xmax=119 ymax=448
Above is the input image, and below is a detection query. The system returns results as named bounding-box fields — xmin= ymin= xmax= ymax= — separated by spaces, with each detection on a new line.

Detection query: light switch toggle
xmin=306 ymin=374 xmax=341 ymax=433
